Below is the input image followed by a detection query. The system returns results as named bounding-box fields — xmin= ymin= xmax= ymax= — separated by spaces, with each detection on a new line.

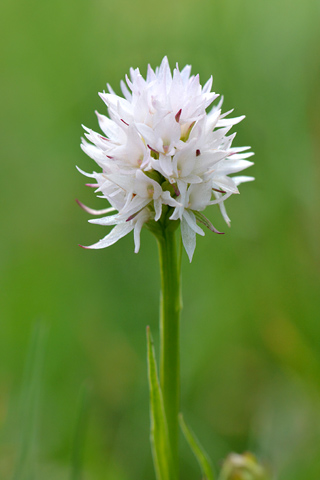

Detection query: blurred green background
xmin=1 ymin=0 xmax=320 ymax=478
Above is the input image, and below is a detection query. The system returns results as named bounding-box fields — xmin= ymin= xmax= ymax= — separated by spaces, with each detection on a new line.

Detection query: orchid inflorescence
xmin=78 ymin=56 xmax=254 ymax=261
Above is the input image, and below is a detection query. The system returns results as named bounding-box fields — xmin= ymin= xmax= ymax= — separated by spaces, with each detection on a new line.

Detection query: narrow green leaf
xmin=70 ymin=383 xmax=90 ymax=480
xmin=12 ymin=322 xmax=47 ymax=480
xmin=147 ymin=326 xmax=174 ymax=480
xmin=179 ymin=413 xmax=215 ymax=480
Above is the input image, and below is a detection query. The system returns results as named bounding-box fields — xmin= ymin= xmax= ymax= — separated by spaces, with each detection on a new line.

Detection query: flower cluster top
xmin=79 ymin=57 xmax=254 ymax=261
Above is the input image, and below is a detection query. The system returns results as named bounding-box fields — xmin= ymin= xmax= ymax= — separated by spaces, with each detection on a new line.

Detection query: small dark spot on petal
xmin=173 ymin=184 xmax=180 ymax=196
xmin=147 ymin=144 xmax=158 ymax=154
xmin=175 ymin=109 xmax=182 ymax=123
xmin=212 ymin=188 xmax=226 ymax=194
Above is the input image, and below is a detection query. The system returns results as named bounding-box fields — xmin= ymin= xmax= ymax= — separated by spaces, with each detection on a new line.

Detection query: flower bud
xmin=218 ymin=453 xmax=269 ymax=480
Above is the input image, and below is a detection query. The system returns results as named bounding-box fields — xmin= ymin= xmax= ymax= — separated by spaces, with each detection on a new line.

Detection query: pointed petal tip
xmin=75 ymin=198 xmax=97 ymax=212
xmin=78 ymin=244 xmax=90 ymax=249
xmin=210 ymin=225 xmax=225 ymax=234
xmin=77 ymin=199 xmax=117 ymax=216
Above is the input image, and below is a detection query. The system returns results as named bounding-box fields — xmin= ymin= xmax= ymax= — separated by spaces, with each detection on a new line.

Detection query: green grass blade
xmin=70 ymin=383 xmax=90 ymax=480
xmin=12 ymin=322 xmax=47 ymax=480
xmin=146 ymin=326 xmax=174 ymax=480
xmin=179 ymin=413 xmax=215 ymax=480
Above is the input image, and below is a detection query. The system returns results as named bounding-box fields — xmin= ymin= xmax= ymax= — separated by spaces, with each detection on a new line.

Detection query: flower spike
xmin=78 ymin=57 xmax=254 ymax=260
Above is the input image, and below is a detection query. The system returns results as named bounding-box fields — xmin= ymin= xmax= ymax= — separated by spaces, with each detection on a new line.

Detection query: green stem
xmin=157 ymin=227 xmax=182 ymax=479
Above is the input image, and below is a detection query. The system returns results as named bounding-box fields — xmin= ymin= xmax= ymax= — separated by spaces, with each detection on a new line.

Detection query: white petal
xmin=188 ymin=183 xmax=212 ymax=211
xmin=76 ymin=200 xmax=116 ymax=216
xmin=217 ymin=115 xmax=245 ymax=127
xmin=152 ymin=198 xmax=161 ymax=221
xmin=233 ymin=175 xmax=255 ymax=186
xmin=133 ymin=210 xmax=150 ymax=253
xmin=183 ymin=210 xmax=205 ymax=236
xmin=158 ymin=56 xmax=172 ymax=87
xmin=180 ymin=64 xmax=192 ymax=82
xmin=121 ymin=196 xmax=150 ymax=217
xmin=213 ymin=191 xmax=231 ymax=226
xmin=161 ymin=190 xmax=181 ymax=208
xmin=120 ymin=79 xmax=132 ymax=101
xmin=181 ymin=216 xmax=196 ymax=262
xmin=80 ymin=140 xmax=108 ymax=166
xmin=212 ymin=175 xmax=239 ymax=194
xmin=217 ymin=159 xmax=254 ymax=175
xmin=219 ymin=200 xmax=231 ymax=226
xmin=85 ymin=223 xmax=134 ymax=249
xmin=134 ymin=169 xmax=162 ymax=199
xmin=169 ymin=207 xmax=181 ymax=221
xmin=229 ymin=152 xmax=254 ymax=160
xmin=76 ymin=165 xmax=97 ymax=178
xmin=89 ymin=213 xmax=126 ymax=225
xmin=209 ymin=191 xmax=232 ymax=205
xmin=95 ymin=111 xmax=127 ymax=143
xmin=202 ymin=76 xmax=213 ymax=94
